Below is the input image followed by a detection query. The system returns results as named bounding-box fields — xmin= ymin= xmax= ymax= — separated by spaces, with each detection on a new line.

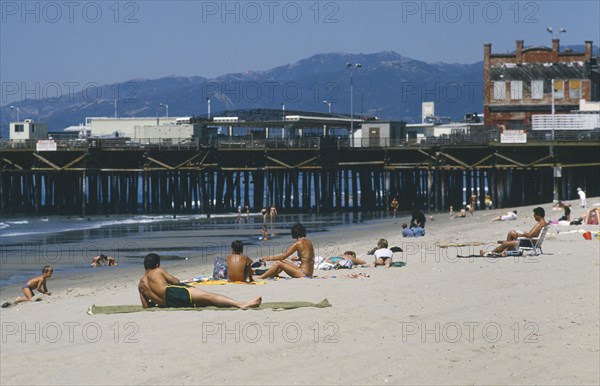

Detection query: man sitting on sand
xmin=15 ymin=265 xmax=53 ymax=303
xmin=138 ymin=253 xmax=261 ymax=309
xmin=491 ymin=210 xmax=517 ymax=222
xmin=256 ymin=222 xmax=314 ymax=279
xmin=226 ymin=240 xmax=254 ymax=283
xmin=482 ymin=207 xmax=547 ymax=256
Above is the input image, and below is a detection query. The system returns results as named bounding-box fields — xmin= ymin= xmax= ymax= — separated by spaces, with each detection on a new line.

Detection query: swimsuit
xmin=374 ymin=248 xmax=394 ymax=261
xmin=23 ymin=284 xmax=34 ymax=294
xmin=329 ymin=257 xmax=343 ymax=263
xmin=518 ymin=239 xmax=534 ymax=248
xmin=165 ymin=284 xmax=193 ymax=308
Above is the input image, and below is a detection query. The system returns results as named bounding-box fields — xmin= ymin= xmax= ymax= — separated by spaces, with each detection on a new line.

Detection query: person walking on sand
xmin=15 ymin=265 xmax=53 ymax=303
xmin=390 ymin=198 xmax=399 ymax=218
xmin=269 ymin=205 xmax=278 ymax=236
xmin=469 ymin=194 xmax=477 ymax=216
xmin=256 ymin=222 xmax=314 ymax=279
xmin=138 ymin=253 xmax=261 ymax=309
xmin=481 ymin=207 xmax=546 ymax=256
xmin=226 ymin=240 xmax=254 ymax=283
xmin=577 ymin=187 xmax=587 ymax=208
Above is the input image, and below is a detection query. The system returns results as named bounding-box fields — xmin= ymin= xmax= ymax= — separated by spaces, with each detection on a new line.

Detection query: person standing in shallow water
xmin=261 ymin=208 xmax=268 ymax=225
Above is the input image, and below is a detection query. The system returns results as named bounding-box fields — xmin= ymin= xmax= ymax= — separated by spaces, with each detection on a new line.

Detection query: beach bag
xmin=212 ymin=256 xmax=228 ymax=279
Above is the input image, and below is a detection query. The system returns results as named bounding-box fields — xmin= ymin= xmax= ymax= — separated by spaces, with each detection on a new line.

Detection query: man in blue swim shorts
xmin=138 ymin=253 xmax=261 ymax=309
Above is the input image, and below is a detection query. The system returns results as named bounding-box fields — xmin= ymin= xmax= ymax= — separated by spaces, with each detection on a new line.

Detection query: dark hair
xmin=401 ymin=223 xmax=408 ymax=229
xmin=344 ymin=251 xmax=356 ymax=257
xmin=42 ymin=265 xmax=53 ymax=273
xmin=377 ymin=238 xmax=388 ymax=248
xmin=231 ymin=240 xmax=244 ymax=254
xmin=533 ymin=207 xmax=545 ymax=218
xmin=513 ymin=210 xmax=517 ymax=214
xmin=144 ymin=253 xmax=160 ymax=269
xmin=291 ymin=222 xmax=306 ymax=239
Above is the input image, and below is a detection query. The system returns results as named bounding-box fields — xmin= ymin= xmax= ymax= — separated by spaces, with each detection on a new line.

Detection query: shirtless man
xmin=482 ymin=207 xmax=547 ymax=256
xmin=138 ymin=253 xmax=261 ymax=309
xmin=269 ymin=206 xmax=277 ymax=225
xmin=226 ymin=240 xmax=254 ymax=283
xmin=469 ymin=194 xmax=477 ymax=216
xmin=256 ymin=222 xmax=314 ymax=279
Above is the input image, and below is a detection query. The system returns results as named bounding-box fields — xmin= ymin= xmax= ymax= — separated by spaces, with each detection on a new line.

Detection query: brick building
xmin=483 ymin=39 xmax=599 ymax=128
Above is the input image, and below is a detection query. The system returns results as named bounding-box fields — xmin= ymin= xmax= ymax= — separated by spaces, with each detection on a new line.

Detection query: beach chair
xmin=518 ymin=226 xmax=549 ymax=255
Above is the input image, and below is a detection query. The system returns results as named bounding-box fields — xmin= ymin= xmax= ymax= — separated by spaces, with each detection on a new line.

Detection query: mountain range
xmin=1 ymin=45 xmax=594 ymax=138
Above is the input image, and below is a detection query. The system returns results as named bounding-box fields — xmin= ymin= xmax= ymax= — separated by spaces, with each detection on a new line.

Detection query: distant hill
xmin=1 ymin=45 xmax=595 ymax=138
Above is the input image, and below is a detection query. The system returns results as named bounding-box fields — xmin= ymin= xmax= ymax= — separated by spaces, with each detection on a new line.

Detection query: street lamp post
xmin=160 ymin=103 xmax=169 ymax=118
xmin=550 ymin=77 xmax=560 ymax=202
xmin=546 ymin=27 xmax=565 ymax=203
xmin=323 ymin=100 xmax=332 ymax=114
xmin=10 ymin=106 xmax=20 ymax=122
xmin=346 ymin=63 xmax=362 ymax=147
xmin=207 ymin=98 xmax=211 ymax=119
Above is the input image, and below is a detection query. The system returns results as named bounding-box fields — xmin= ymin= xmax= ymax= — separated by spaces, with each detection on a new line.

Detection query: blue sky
xmin=1 ymin=0 xmax=599 ymax=104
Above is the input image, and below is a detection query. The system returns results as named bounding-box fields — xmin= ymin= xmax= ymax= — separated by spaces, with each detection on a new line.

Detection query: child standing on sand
xmin=17 ymin=265 xmax=53 ymax=303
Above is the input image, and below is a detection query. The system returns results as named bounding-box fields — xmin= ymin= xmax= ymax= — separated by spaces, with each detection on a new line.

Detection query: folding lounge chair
xmin=518 ymin=226 xmax=549 ymax=255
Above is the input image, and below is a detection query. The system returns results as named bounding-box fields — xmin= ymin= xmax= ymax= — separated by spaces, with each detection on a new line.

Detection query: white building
xmin=357 ymin=121 xmax=405 ymax=147
xmin=85 ymin=117 xmax=201 ymax=141
xmin=9 ymin=119 xmax=48 ymax=140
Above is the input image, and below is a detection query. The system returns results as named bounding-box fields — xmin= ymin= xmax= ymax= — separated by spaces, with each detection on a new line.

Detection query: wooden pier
xmin=1 ymin=136 xmax=599 ymax=216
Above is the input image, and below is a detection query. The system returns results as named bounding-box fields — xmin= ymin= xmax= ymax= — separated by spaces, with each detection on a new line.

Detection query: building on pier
xmin=483 ymin=39 xmax=599 ymax=128
xmin=9 ymin=119 xmax=48 ymax=141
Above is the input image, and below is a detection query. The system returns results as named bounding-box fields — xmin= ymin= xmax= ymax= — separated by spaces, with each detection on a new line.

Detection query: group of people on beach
xmin=138 ymin=221 xmax=312 ymax=310
xmin=8 ymin=187 xmax=597 ymax=310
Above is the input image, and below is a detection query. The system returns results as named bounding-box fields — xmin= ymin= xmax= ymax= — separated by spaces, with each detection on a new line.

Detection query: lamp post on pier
xmin=160 ymin=103 xmax=169 ymax=118
xmin=10 ymin=106 xmax=20 ymax=122
xmin=547 ymin=26 xmax=565 ymax=202
xmin=346 ymin=62 xmax=361 ymax=147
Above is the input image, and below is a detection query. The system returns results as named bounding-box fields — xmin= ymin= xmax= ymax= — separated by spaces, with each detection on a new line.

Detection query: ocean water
xmin=0 ymin=211 xmax=377 ymax=287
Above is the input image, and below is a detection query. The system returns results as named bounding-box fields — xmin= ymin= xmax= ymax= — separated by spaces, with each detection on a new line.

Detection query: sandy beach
xmin=1 ymin=199 xmax=599 ymax=385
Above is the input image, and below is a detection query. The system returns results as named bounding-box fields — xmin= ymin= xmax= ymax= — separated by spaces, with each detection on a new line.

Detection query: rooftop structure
xmin=483 ymin=39 xmax=599 ymax=128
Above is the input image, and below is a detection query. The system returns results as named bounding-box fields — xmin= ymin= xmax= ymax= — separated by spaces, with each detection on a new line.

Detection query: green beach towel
xmin=88 ymin=298 xmax=331 ymax=315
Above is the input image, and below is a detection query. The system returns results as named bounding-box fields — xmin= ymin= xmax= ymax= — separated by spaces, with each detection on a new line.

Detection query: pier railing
xmin=0 ymin=130 xmax=597 ymax=151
